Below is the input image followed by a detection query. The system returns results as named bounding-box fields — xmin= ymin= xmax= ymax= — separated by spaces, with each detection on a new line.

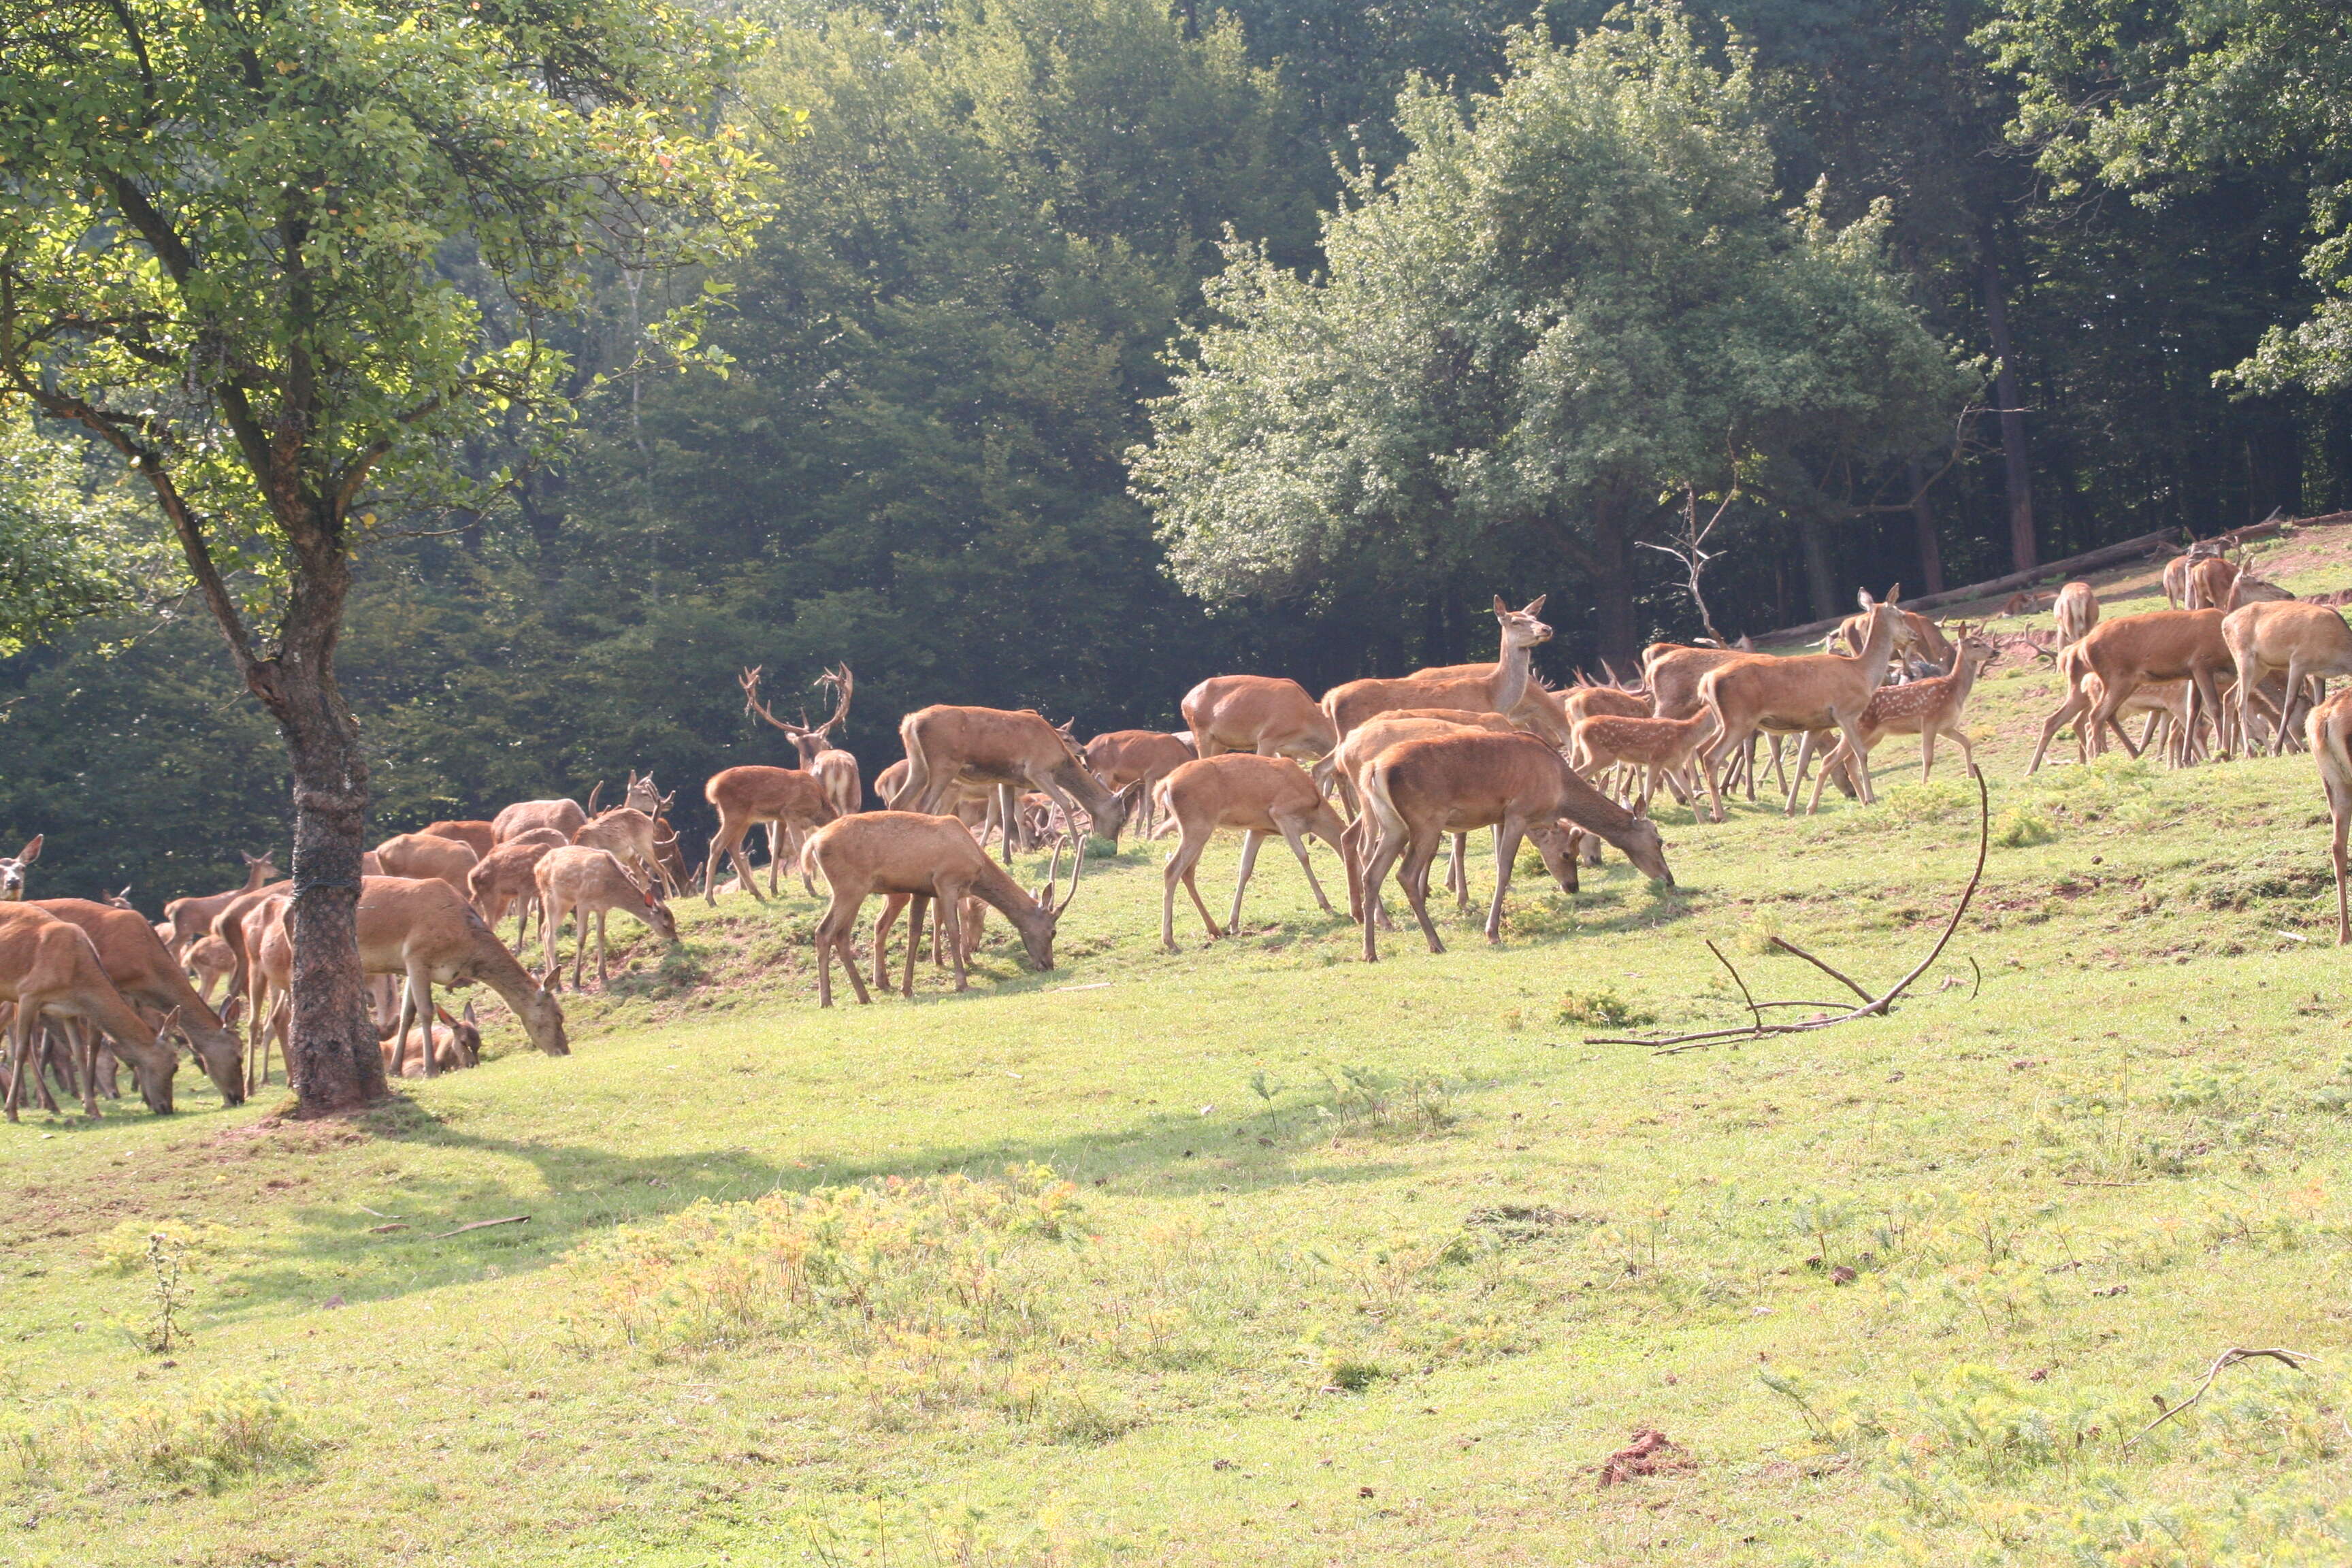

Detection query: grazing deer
xmin=1154 ymin=754 xmax=1348 ymax=950
xmin=2068 ymin=608 xmax=2236 ymax=762
xmin=1085 ymin=730 xmax=1197 ymax=840
xmin=1332 ymin=709 xmax=1531 ymax=918
xmin=182 ymin=932 xmax=235 ymax=1002
xmin=380 ymin=1004 xmax=482 ymax=1078
xmin=374 ymin=832 xmax=480 ymax=896
xmin=1322 ymin=596 xmax=1553 ymax=738
xmin=2225 ymin=600 xmax=2352 ymax=756
xmin=419 ymin=820 xmax=498 ymax=860
xmin=536 ymin=847 xmax=680 ymax=992
xmin=2309 ymin=692 xmax=2352 ymax=943
xmin=891 ymin=706 xmax=1128 ymax=855
xmin=0 ymin=836 xmax=39 ymax=901
xmin=1570 ymin=710 xmax=1721 ymax=818
xmin=740 ymin=665 xmax=863 ymax=819
xmin=1179 ymin=676 xmax=1339 ymax=772
xmin=1356 ymin=731 xmax=1674 ymax=960
xmin=357 ymin=876 xmax=569 ymax=1075
xmin=467 ymin=839 xmax=565 ymax=947
xmin=1698 ymin=596 xmax=1916 ymax=819
xmin=570 ymin=807 xmax=668 ymax=892
xmin=492 ymin=797 xmax=588 ymax=844
xmin=2055 ymin=581 xmax=2099 ymax=648
xmin=1 ymin=904 xmax=179 ymax=1118
xmin=31 ymin=899 xmax=246 ymax=1106
xmin=803 ymin=812 xmax=1081 ymax=1006
xmin=1804 ymin=634 xmax=1999 ymax=813
xmin=701 ymin=764 xmax=839 ymax=904
xmin=162 ymin=851 xmax=274 ymax=949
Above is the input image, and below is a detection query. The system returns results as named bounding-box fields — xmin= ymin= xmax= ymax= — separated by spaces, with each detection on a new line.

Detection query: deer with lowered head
xmin=570 ymin=806 xmax=670 ymax=894
xmin=467 ymin=836 xmax=567 ymax=946
xmin=31 ymin=897 xmax=246 ymax=1107
xmin=802 ymin=811 xmax=1082 ymax=1006
xmin=1154 ymin=753 xmax=1348 ymax=951
xmin=889 ymin=705 xmax=1128 ymax=856
xmin=1 ymin=902 xmax=181 ymax=1118
xmin=1803 ymin=631 xmax=1999 ymax=813
xmin=1356 ymin=730 xmax=1674 ymax=960
xmin=1698 ymin=589 xmax=1918 ymax=819
xmin=1322 ymin=596 xmax=1553 ymax=739
xmin=1331 ymin=708 xmax=1536 ymax=921
xmin=536 ymin=846 xmax=680 ymax=992
xmin=2225 ymin=599 xmax=2352 ymax=756
xmin=357 ymin=875 xmax=568 ymax=1076
xmin=741 ymin=664 xmax=863 ymax=820
xmin=1085 ymin=730 xmax=1197 ymax=840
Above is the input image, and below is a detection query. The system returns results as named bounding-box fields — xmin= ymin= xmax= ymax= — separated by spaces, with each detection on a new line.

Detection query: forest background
xmin=5 ymin=0 xmax=2349 ymax=901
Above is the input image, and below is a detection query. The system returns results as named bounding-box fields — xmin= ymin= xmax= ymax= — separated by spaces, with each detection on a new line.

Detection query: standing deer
xmin=1356 ymin=731 xmax=1673 ymax=960
xmin=0 ymin=836 xmax=39 ymax=900
xmin=1154 ymin=754 xmax=1348 ymax=950
xmin=31 ymin=898 xmax=247 ymax=1106
xmin=162 ymin=851 xmax=274 ymax=948
xmin=1085 ymin=730 xmax=1197 ymax=840
xmin=2068 ymin=608 xmax=2236 ymax=762
xmin=1803 ymin=634 xmax=1999 ymax=813
xmin=493 ymin=797 xmax=589 ymax=844
xmin=1321 ymin=597 xmax=1553 ymax=738
xmin=467 ymin=838 xmax=566 ymax=947
xmin=2309 ymin=691 xmax=2352 ymax=943
xmin=804 ymin=813 xmax=1081 ymax=1006
xmin=1 ymin=904 xmax=179 ymax=1118
xmin=419 ymin=819 xmax=498 ymax=859
xmin=374 ymin=832 xmax=480 ymax=896
xmin=1331 ymin=708 xmax=1531 ymax=919
xmin=2163 ymin=540 xmax=2222 ymax=609
xmin=1828 ymin=588 xmax=1953 ymax=674
xmin=2183 ymin=553 xmax=2239 ymax=611
xmin=1179 ymin=676 xmax=1340 ymax=774
xmin=741 ymin=664 xmax=863 ymax=819
xmin=701 ymin=764 xmax=839 ymax=904
xmin=570 ymin=807 xmax=669 ymax=892
xmin=890 ymin=706 xmax=1128 ymax=856
xmin=1569 ymin=710 xmax=1721 ymax=818
xmin=2225 ymin=600 xmax=2352 ymax=756
xmin=536 ymin=847 xmax=680 ymax=992
xmin=1698 ymin=597 xmax=1915 ymax=819
xmin=2054 ymin=581 xmax=2099 ymax=648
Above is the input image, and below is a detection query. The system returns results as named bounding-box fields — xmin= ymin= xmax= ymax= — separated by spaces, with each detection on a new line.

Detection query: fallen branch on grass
xmin=2125 ymin=1348 xmax=2315 ymax=1448
xmin=1585 ymin=768 xmax=1989 ymax=1055
xmin=431 ymin=1215 xmax=532 ymax=1239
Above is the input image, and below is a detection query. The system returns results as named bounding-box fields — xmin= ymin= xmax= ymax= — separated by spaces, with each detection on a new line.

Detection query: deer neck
xmin=968 ymin=856 xmax=1051 ymax=932
xmin=244 ymin=863 xmax=270 ymax=892
xmin=1852 ymin=609 xmax=1902 ymax=687
xmin=1950 ymin=651 xmax=1985 ymax=709
xmin=1490 ymin=632 xmax=1536 ymax=715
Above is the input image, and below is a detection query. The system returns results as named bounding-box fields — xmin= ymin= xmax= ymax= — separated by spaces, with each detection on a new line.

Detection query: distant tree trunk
xmin=1585 ymin=510 xmax=1639 ymax=668
xmin=1907 ymin=459 xmax=1945 ymax=595
xmin=1799 ymin=514 xmax=1838 ymax=621
xmin=1980 ymin=238 xmax=2037 ymax=573
xmin=2244 ymin=405 xmax=2302 ymax=523
xmin=2324 ymin=401 xmax=2352 ymax=512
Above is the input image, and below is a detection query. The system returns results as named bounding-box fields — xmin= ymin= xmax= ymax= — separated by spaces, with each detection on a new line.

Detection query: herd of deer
xmin=12 ymin=538 xmax=2352 ymax=1121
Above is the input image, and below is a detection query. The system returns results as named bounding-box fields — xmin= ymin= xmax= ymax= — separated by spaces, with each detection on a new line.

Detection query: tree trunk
xmin=1586 ymin=512 xmax=1639 ymax=669
xmin=1981 ymin=239 xmax=2037 ymax=572
xmin=1799 ymin=514 xmax=1838 ymax=621
xmin=252 ymin=511 xmax=387 ymax=1116
xmin=1907 ymin=459 xmax=1946 ymax=595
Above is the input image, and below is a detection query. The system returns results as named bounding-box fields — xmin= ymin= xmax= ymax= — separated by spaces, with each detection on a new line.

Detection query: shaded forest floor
xmin=7 ymin=523 xmax=2352 ymax=1565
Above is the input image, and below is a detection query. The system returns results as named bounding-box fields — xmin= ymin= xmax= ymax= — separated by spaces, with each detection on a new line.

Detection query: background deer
xmin=803 ymin=813 xmax=1081 ymax=1005
xmin=2225 ymin=600 xmax=2352 ymax=755
xmin=357 ymin=876 xmax=569 ymax=1075
xmin=419 ymin=820 xmax=498 ymax=859
xmin=1803 ymin=633 xmax=1997 ymax=812
xmin=1 ymin=904 xmax=180 ymax=1118
xmin=1085 ymin=730 xmax=1196 ymax=840
xmin=536 ymin=847 xmax=680 ymax=992
xmin=1570 ymin=710 xmax=1720 ymax=818
xmin=702 ymin=764 xmax=839 ymax=903
xmin=468 ymin=839 xmax=565 ymax=946
xmin=570 ymin=807 xmax=670 ymax=894
xmin=1180 ymin=676 xmax=1339 ymax=777
xmin=1699 ymin=597 xmax=1915 ymax=818
xmin=1356 ymin=731 xmax=1673 ymax=960
xmin=2070 ymin=608 xmax=2236 ymax=762
xmin=493 ymin=797 xmax=589 ymax=844
xmin=374 ymin=832 xmax=480 ymax=896
xmin=0 ymin=836 xmax=39 ymax=901
xmin=162 ymin=851 xmax=274 ymax=948
xmin=890 ymin=705 xmax=1128 ymax=855
xmin=741 ymin=664 xmax=863 ymax=819
xmin=1154 ymin=753 xmax=1346 ymax=949
xmin=2055 ymin=581 xmax=2100 ymax=647
xmin=1322 ymin=596 xmax=1552 ymax=737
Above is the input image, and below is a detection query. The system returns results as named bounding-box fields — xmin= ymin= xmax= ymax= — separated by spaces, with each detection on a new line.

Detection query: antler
xmin=739 ymin=666 xmax=808 ymax=736
xmin=812 ymin=664 xmax=853 ymax=740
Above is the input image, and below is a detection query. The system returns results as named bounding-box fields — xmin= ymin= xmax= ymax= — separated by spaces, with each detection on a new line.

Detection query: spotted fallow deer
xmin=2225 ymin=600 xmax=2352 ymax=756
xmin=1179 ymin=676 xmax=1339 ymax=772
xmin=1 ymin=903 xmax=180 ymax=1119
xmin=1154 ymin=754 xmax=1348 ymax=951
xmin=162 ymin=851 xmax=274 ymax=948
xmin=374 ymin=832 xmax=480 ymax=896
xmin=1356 ymin=731 xmax=1674 ymax=960
xmin=741 ymin=664 xmax=863 ymax=820
xmin=536 ymin=846 xmax=679 ymax=993
xmin=2308 ymin=691 xmax=2352 ymax=944
xmin=30 ymin=898 xmax=246 ymax=1106
xmin=1804 ymin=634 xmax=1999 ymax=813
xmin=1321 ymin=597 xmax=1553 ymax=738
xmin=1570 ymin=710 xmax=1722 ymax=818
xmin=492 ymin=796 xmax=588 ymax=845
xmin=1698 ymin=598 xmax=1915 ymax=819
xmin=702 ymin=764 xmax=838 ymax=904
xmin=2055 ymin=582 xmax=2099 ymax=648
xmin=804 ymin=812 xmax=1081 ymax=1006
xmin=0 ymin=836 xmax=40 ymax=901
xmin=1085 ymin=730 xmax=1197 ymax=840
xmin=356 ymin=875 xmax=569 ymax=1075
xmin=889 ymin=706 xmax=1128 ymax=855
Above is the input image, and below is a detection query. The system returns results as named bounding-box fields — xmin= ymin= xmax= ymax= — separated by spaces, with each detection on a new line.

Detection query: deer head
xmin=624 ymin=770 xmax=660 ymax=817
xmin=1011 ymin=838 xmax=1086 ymax=970
xmin=741 ymin=664 xmax=853 ymax=766
xmin=435 ymin=1002 xmax=483 ymax=1068
xmin=0 ymin=835 xmax=41 ymax=900
xmin=1493 ymin=595 xmax=1554 ymax=649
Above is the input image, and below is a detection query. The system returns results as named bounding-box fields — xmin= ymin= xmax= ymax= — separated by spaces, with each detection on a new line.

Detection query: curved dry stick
xmin=2125 ymin=1348 xmax=2313 ymax=1449
xmin=1766 ymin=937 xmax=1874 ymax=1002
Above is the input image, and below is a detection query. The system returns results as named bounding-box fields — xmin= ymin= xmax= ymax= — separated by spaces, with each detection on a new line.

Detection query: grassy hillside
xmin=7 ymin=525 xmax=2352 ymax=1566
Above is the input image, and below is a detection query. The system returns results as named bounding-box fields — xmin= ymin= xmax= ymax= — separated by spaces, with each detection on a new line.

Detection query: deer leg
xmin=2335 ymin=787 xmax=2351 ymax=945
xmin=1700 ymin=731 xmax=1734 ymax=824
xmin=71 ymin=1020 xmax=97 ymax=1118
xmin=1228 ymin=830 xmax=1264 ymax=934
xmin=1277 ymin=817 xmax=1337 ymax=915
xmin=1401 ymin=829 xmax=1447 ymax=955
xmin=938 ymin=886 xmax=970 ymax=992
xmin=1918 ymin=728 xmax=1936 ymax=783
xmin=998 ymin=785 xmax=1020 ymax=864
xmin=902 ymin=896 xmax=928 ymax=998
xmin=873 ymin=895 xmax=905 ymax=990
xmin=595 ymin=911 xmax=612 ymax=989
xmin=1805 ymin=742 xmax=1843 ymax=817
xmin=1781 ymin=732 xmax=1819 ymax=815
xmin=1358 ymin=821 xmax=1412 ymax=964
xmin=2274 ymin=662 xmax=2310 ymax=757
xmin=2029 ymin=688 xmax=2087 ymax=774
xmin=1484 ymin=823 xmax=1523 ymax=944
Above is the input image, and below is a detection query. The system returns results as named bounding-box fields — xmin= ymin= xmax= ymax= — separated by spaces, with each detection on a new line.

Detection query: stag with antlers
xmin=742 ymin=664 xmax=864 ymax=819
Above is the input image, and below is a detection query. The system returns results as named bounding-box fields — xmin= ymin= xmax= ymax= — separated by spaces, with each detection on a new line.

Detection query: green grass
xmin=12 ymin=536 xmax=2352 ymax=1564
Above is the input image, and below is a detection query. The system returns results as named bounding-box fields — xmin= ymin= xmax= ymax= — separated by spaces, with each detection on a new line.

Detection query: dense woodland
xmin=5 ymin=0 xmax=2351 ymax=902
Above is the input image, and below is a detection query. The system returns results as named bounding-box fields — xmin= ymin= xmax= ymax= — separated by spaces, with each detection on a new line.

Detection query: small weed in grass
xmin=108 ymin=1388 xmax=320 ymax=1494
xmin=1993 ymin=806 xmax=2056 ymax=847
xmin=1554 ymin=987 xmax=1654 ymax=1029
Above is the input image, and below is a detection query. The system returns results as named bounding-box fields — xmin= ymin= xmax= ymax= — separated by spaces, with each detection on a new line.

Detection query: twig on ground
xmin=431 ymin=1215 xmax=532 ymax=1239
xmin=2125 ymin=1348 xmax=2315 ymax=1448
xmin=1967 ymin=956 xmax=1982 ymax=1000
xmin=1586 ymin=768 xmax=1991 ymax=1054
xmin=1766 ymin=937 xmax=1875 ymax=1002
xmin=1708 ymin=940 xmax=1762 ymax=1030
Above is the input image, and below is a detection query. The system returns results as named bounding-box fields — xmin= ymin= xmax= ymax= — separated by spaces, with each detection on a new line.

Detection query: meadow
xmin=6 ymin=530 xmax=2352 ymax=1566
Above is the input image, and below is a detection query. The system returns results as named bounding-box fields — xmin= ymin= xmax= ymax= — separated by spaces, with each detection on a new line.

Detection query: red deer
xmin=419 ymin=820 xmax=498 ymax=860
xmin=1 ymin=903 xmax=180 ymax=1119
xmin=740 ymin=666 xmax=863 ymax=821
xmin=374 ymin=832 xmax=480 ymax=896
xmin=536 ymin=847 xmax=680 ymax=992
xmin=2310 ymin=692 xmax=2352 ymax=943
xmin=1085 ymin=730 xmax=1197 ymax=840
xmin=0 ymin=836 xmax=39 ymax=900
xmin=2055 ymin=581 xmax=2099 ymax=648
xmin=1179 ymin=676 xmax=1339 ymax=774
xmin=1698 ymin=598 xmax=1916 ymax=818
xmin=1804 ymin=635 xmax=1999 ymax=813
xmin=890 ymin=706 xmax=1128 ymax=855
xmin=1322 ymin=597 xmax=1552 ymax=738
xmin=493 ymin=797 xmax=588 ymax=844
xmin=2225 ymin=600 xmax=2352 ymax=756
xmin=701 ymin=764 xmax=838 ymax=904
xmin=1154 ymin=754 xmax=1347 ymax=949
xmin=162 ymin=851 xmax=274 ymax=948
xmin=31 ymin=899 xmax=246 ymax=1106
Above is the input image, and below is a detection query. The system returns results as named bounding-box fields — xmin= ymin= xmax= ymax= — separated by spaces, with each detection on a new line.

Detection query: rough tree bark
xmin=1981 ymin=237 xmax=2038 ymax=574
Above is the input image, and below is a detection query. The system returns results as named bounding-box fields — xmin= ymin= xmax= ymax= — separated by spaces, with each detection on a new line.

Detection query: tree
xmin=1134 ymin=4 xmax=1970 ymax=662
xmin=0 ymin=408 xmax=161 ymax=654
xmin=0 ymin=0 xmax=758 ymax=1112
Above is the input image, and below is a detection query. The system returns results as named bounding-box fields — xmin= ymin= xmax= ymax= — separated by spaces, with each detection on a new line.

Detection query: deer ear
xmin=436 ymin=1004 xmax=458 ymax=1026
xmin=1887 ymin=583 xmax=1904 ymax=604
xmin=1856 ymin=587 xmax=1876 ymax=609
xmin=462 ymin=1000 xmax=478 ymax=1025
xmin=1492 ymin=595 xmax=1510 ymax=616
xmin=1522 ymin=595 xmax=1546 ymax=616
xmin=18 ymin=835 xmax=39 ymax=864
